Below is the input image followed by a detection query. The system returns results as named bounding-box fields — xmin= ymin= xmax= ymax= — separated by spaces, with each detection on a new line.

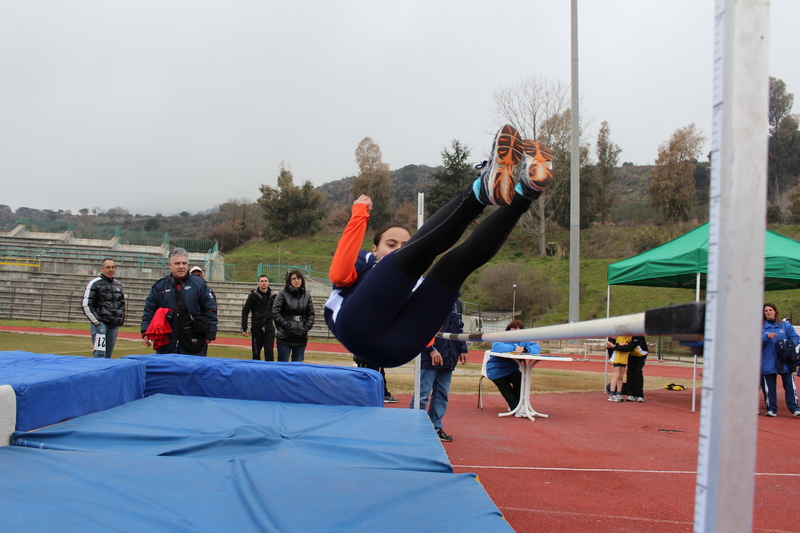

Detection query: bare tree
xmin=649 ymin=124 xmax=706 ymax=223
xmin=492 ymin=77 xmax=570 ymax=143
xmin=352 ymin=137 xmax=393 ymax=228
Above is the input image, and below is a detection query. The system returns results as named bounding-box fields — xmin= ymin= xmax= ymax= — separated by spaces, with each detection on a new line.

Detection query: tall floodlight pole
xmin=413 ymin=192 xmax=425 ymax=410
xmin=568 ymin=0 xmax=580 ymax=324
xmin=693 ymin=1 xmax=769 ymax=532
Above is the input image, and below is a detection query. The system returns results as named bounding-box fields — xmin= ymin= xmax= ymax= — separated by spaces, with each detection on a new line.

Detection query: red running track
xmin=387 ymin=387 xmax=800 ymax=533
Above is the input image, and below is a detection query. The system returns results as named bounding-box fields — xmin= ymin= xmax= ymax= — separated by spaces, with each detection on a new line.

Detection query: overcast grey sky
xmin=2 ymin=1 xmax=798 ymax=216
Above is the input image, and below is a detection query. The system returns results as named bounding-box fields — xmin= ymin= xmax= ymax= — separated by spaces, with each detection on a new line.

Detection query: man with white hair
xmin=141 ymin=248 xmax=218 ymax=355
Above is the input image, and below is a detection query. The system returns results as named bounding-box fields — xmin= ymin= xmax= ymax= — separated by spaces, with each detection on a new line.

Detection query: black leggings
xmin=492 ymin=371 xmax=522 ymax=410
xmin=395 ymin=186 xmax=532 ymax=291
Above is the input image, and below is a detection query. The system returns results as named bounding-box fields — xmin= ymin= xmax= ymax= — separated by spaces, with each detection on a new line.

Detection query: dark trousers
xmin=626 ymin=355 xmax=647 ymax=397
xmin=251 ymin=327 xmax=275 ymax=361
xmin=356 ymin=359 xmax=391 ymax=398
xmin=761 ymin=372 xmax=799 ymax=413
xmin=492 ymin=370 xmax=522 ymax=410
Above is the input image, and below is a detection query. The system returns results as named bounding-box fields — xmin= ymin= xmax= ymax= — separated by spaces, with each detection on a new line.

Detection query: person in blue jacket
xmin=761 ymin=303 xmax=800 ymax=417
xmin=410 ymin=299 xmax=469 ymax=442
xmin=488 ymin=320 xmax=540 ymax=416
xmin=141 ymin=247 xmax=218 ymax=355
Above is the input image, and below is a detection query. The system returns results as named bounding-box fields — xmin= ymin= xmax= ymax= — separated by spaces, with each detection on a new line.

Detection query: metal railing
xmin=0 ymin=245 xmax=168 ymax=272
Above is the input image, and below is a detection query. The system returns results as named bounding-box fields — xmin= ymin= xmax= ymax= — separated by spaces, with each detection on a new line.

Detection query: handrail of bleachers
xmin=0 ymin=257 xmax=40 ymax=271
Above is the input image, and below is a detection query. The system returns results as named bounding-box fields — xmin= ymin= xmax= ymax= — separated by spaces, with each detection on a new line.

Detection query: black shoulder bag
xmin=172 ymin=278 xmax=209 ymax=353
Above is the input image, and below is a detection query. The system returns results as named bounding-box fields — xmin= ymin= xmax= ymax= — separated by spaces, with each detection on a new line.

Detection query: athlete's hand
xmin=142 ymin=335 xmax=152 ymax=348
xmin=458 ymin=353 xmax=468 ymax=364
xmin=241 ymin=331 xmax=249 ymax=337
xmin=430 ymin=350 xmax=443 ymax=366
xmin=353 ymin=194 xmax=373 ymax=212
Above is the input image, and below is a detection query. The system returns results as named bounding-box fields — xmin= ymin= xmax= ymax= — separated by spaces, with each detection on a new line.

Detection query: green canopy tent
xmin=605 ymin=223 xmax=800 ymax=411
xmin=607 ymin=223 xmax=800 ymax=299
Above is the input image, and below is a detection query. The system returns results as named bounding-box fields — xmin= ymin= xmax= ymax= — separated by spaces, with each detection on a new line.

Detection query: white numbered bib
xmin=93 ymin=333 xmax=107 ymax=352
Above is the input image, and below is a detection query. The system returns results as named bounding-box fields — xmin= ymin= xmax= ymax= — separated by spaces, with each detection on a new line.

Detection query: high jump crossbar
xmin=437 ymin=302 xmax=704 ymax=344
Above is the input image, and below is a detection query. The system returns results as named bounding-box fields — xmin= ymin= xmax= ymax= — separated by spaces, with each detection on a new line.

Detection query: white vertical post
xmin=568 ymin=0 xmax=580 ymax=324
xmin=696 ymin=272 xmax=701 ymax=302
xmin=694 ymin=2 xmax=769 ymax=532
xmin=413 ymin=192 xmax=425 ymax=410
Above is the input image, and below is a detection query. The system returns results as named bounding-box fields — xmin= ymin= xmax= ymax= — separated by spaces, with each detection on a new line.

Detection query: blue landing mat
xmin=0 ymin=351 xmax=145 ymax=431
xmin=0 ymin=446 xmax=512 ymax=532
xmin=13 ymin=394 xmax=452 ymax=472
xmin=124 ymin=353 xmax=383 ymax=406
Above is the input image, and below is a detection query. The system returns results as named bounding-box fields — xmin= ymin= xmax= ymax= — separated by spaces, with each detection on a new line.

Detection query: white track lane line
xmin=453 ymin=465 xmax=800 ymax=477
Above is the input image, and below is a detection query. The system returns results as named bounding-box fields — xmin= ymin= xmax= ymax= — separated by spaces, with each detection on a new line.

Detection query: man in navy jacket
xmin=141 ymin=247 xmax=218 ymax=355
xmin=410 ymin=299 xmax=469 ymax=442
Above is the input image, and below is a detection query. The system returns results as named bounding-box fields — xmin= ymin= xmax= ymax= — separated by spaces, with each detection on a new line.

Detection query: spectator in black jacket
xmin=272 ymin=269 xmax=315 ymax=362
xmin=242 ymin=275 xmax=277 ymax=361
xmin=82 ymin=258 xmax=125 ymax=358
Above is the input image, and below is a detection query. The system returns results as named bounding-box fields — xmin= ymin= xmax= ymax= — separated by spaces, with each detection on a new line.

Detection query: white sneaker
xmin=637 ymin=397 xmax=645 ymax=403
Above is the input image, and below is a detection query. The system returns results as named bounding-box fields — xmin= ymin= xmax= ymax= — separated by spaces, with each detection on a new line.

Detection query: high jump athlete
xmin=324 ymin=125 xmax=553 ymax=368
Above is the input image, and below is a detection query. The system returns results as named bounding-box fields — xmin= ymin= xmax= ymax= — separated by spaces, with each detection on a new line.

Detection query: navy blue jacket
xmin=141 ymin=274 xmax=218 ymax=353
xmin=421 ymin=300 xmax=468 ymax=370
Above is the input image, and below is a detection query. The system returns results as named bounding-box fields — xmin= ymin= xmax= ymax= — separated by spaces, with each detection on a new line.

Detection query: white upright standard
xmin=693 ymin=1 xmax=769 ymax=532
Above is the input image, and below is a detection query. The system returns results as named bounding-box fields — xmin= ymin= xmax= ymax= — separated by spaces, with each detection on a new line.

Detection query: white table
xmin=487 ymin=351 xmax=573 ymax=421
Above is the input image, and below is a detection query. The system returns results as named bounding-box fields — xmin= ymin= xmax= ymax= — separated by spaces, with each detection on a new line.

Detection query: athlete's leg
xmin=393 ymin=185 xmax=485 ymax=279
xmin=426 ymin=193 xmax=532 ymax=290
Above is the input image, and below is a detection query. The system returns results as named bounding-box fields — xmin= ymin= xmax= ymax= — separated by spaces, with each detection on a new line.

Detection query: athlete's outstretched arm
xmin=329 ymin=195 xmax=371 ymax=287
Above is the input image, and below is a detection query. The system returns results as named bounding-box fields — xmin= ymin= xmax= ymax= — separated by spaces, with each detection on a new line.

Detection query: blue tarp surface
xmin=0 ymin=446 xmax=512 ymax=533
xmin=14 ymin=394 xmax=452 ymax=472
xmin=0 ymin=351 xmax=145 ymax=431
xmin=124 ymin=354 xmax=383 ymax=407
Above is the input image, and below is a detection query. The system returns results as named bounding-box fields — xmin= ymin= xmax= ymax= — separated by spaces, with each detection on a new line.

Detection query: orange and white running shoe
xmin=475 ymin=124 xmax=523 ymax=206
xmin=518 ymin=139 xmax=553 ymax=200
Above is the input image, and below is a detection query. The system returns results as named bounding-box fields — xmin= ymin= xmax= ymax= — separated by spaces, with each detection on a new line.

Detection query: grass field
xmin=0 ymin=331 xmax=697 ymax=397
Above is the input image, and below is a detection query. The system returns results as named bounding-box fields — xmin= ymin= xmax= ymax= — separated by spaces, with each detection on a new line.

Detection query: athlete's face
xmin=290 ymin=274 xmax=302 ymax=288
xmin=372 ymin=227 xmax=411 ymax=260
xmin=258 ymin=277 xmax=269 ymax=291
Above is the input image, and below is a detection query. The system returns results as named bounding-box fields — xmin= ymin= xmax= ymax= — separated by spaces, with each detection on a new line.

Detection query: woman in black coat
xmin=272 ymin=269 xmax=315 ymax=362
